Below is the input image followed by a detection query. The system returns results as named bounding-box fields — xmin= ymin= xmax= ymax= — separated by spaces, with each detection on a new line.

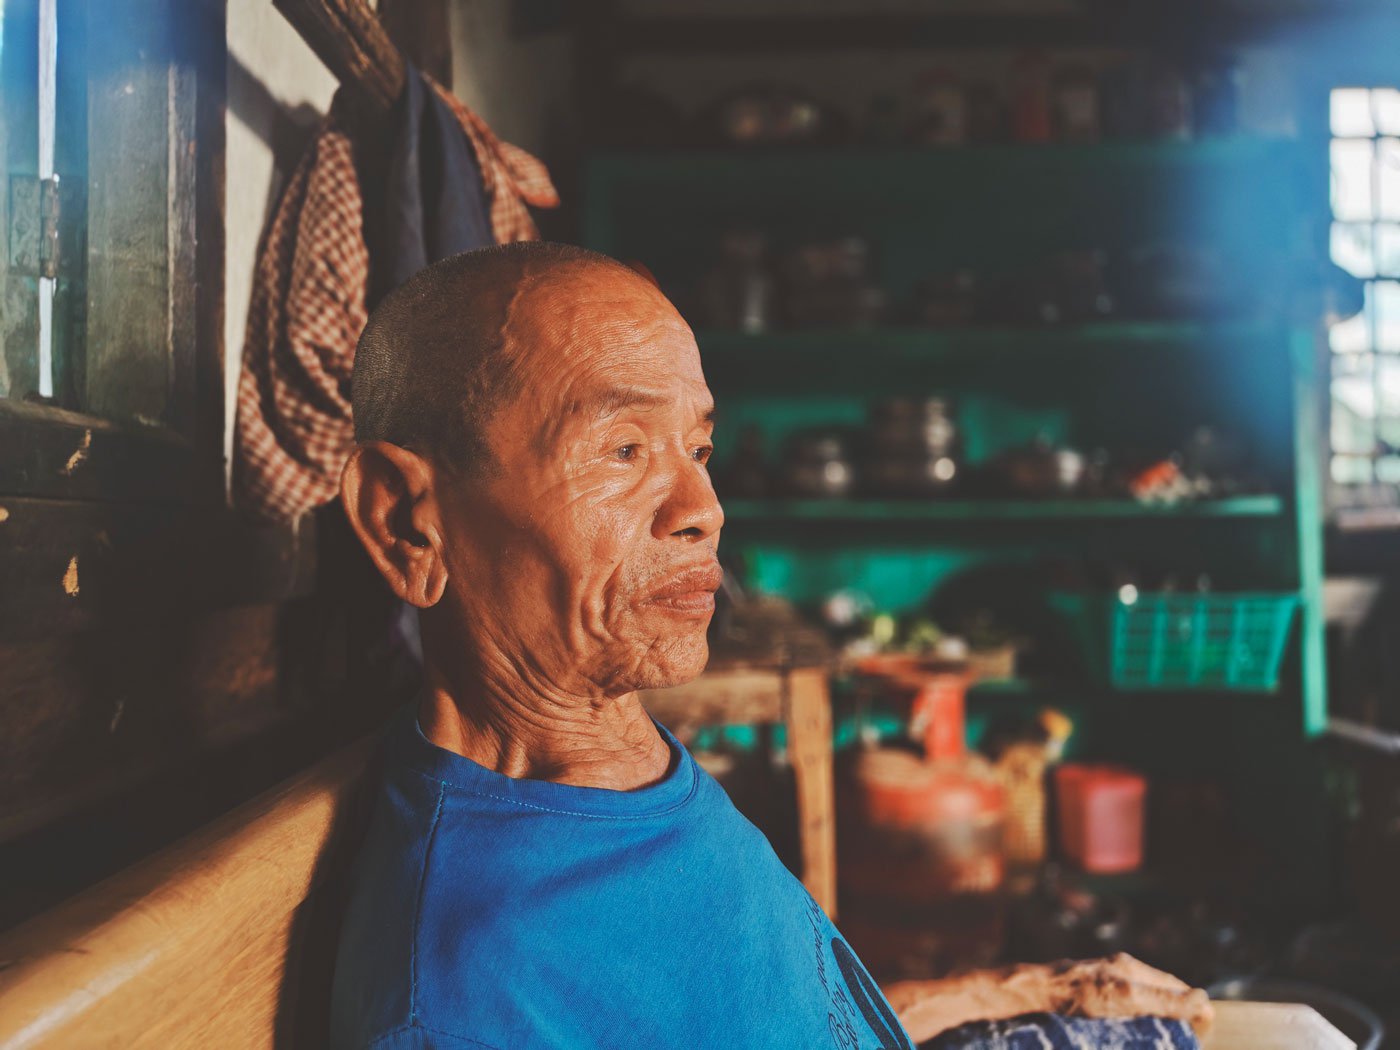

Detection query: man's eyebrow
xmin=578 ymin=387 xmax=670 ymax=417
xmin=577 ymin=387 xmax=717 ymax=424
xmin=532 ymin=390 xmax=715 ymax=454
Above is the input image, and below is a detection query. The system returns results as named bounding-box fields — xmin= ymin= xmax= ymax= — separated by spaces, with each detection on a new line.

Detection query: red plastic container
xmin=1054 ymin=763 xmax=1147 ymax=874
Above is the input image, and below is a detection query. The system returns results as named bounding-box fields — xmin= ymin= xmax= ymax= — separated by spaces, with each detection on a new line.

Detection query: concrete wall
xmin=448 ymin=0 xmax=574 ymax=161
xmin=223 ymin=2 xmax=339 ymax=484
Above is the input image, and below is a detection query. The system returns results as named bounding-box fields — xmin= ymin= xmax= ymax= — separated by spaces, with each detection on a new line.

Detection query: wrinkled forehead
xmin=490 ymin=268 xmax=709 ymax=456
xmin=505 ymin=266 xmax=705 ymax=391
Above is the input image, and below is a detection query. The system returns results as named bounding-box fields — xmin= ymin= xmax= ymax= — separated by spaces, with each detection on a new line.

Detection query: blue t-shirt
xmin=330 ymin=704 xmax=914 ymax=1050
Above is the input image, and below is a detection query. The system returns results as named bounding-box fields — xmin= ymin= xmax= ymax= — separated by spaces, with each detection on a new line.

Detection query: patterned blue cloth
xmin=923 ymin=1013 xmax=1200 ymax=1050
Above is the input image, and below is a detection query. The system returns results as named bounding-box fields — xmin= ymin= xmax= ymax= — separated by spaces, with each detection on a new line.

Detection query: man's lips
xmin=645 ymin=562 xmax=723 ymax=614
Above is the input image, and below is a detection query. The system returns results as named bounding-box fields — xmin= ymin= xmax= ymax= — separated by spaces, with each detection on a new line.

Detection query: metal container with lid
xmin=780 ymin=429 xmax=854 ymax=498
xmin=864 ymin=396 xmax=958 ymax=496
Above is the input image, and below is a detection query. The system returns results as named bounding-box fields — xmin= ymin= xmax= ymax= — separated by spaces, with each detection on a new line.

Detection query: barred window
xmin=1329 ymin=87 xmax=1400 ymax=501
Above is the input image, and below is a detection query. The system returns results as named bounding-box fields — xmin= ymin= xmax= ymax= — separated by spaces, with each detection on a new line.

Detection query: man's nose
xmin=653 ymin=452 xmax=724 ymax=542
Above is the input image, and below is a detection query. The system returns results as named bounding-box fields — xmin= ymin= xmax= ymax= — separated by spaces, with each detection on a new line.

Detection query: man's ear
xmin=340 ymin=442 xmax=450 ymax=608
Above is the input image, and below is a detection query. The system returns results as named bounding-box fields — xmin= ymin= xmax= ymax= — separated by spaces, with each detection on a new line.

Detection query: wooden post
xmin=84 ymin=0 xmax=176 ymax=420
xmin=272 ymin=0 xmax=405 ymax=113
xmin=378 ymin=0 xmax=452 ymax=90
xmin=786 ymin=666 xmax=837 ymax=918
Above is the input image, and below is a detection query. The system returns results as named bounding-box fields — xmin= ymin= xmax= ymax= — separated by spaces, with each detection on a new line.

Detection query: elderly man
xmin=329 ymin=243 xmax=1209 ymax=1049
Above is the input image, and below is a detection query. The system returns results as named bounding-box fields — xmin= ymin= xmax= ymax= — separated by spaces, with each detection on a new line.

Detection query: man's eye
xmin=692 ymin=445 xmax=714 ymax=464
xmin=614 ymin=444 xmax=640 ymax=461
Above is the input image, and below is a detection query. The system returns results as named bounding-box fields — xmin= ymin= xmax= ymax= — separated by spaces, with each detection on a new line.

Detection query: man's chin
xmin=627 ymin=635 xmax=711 ymax=692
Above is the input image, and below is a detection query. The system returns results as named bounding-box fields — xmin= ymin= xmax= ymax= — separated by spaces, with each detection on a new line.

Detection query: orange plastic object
xmin=853 ymin=656 xmax=969 ymax=762
xmin=838 ymin=749 xmax=1008 ymax=978
xmin=840 ymin=748 xmax=1006 ymax=898
xmin=908 ymin=673 xmax=967 ymax=762
xmin=1054 ymin=763 xmax=1147 ymax=874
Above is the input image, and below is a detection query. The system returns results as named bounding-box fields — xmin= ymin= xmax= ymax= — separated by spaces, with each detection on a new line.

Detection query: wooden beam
xmin=0 ymin=400 xmax=202 ymax=504
xmin=172 ymin=0 xmax=228 ymax=480
xmin=0 ymin=496 xmax=316 ymax=640
xmin=273 ymin=0 xmax=404 ymax=114
xmin=84 ymin=0 xmax=176 ymax=422
xmin=786 ymin=667 xmax=837 ymax=919
xmin=378 ymin=0 xmax=451 ymax=91
xmin=639 ymin=667 xmax=785 ymax=736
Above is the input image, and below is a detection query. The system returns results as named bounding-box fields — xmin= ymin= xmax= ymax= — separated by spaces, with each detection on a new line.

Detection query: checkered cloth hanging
xmin=234 ymin=84 xmax=558 ymax=523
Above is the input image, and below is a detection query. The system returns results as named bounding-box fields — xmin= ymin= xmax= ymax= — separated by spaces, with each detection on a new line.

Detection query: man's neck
xmin=416 ymin=669 xmax=672 ymax=792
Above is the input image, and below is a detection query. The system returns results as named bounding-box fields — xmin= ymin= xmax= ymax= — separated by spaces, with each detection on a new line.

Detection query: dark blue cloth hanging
xmin=356 ymin=62 xmax=494 ymax=683
xmin=921 ymin=1012 xmax=1200 ymax=1050
xmin=366 ymin=61 xmax=494 ymax=309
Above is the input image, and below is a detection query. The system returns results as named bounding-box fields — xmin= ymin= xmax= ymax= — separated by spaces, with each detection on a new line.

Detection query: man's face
xmin=435 ymin=266 xmax=723 ymax=698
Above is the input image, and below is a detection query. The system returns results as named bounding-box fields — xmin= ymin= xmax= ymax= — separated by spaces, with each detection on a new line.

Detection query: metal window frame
xmin=1329 ymin=86 xmax=1400 ymax=499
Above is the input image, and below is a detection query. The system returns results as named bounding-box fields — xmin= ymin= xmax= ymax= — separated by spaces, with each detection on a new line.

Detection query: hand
xmin=884 ymin=953 xmax=1212 ymax=1044
xmin=1043 ymin=953 xmax=1214 ymax=1035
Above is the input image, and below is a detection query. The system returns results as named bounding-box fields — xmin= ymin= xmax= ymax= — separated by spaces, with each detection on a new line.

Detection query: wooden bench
xmin=0 ymin=740 xmax=375 ymax=1049
xmin=0 ymin=669 xmax=836 ymax=1049
xmin=0 ymin=708 xmax=1355 ymax=1050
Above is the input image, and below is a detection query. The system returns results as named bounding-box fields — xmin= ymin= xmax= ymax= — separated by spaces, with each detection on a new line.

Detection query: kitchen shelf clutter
xmin=697 ymin=319 xmax=1278 ymax=358
xmin=585 ymin=133 xmax=1323 ymax=713
xmin=586 ymin=131 xmax=1330 ymax=906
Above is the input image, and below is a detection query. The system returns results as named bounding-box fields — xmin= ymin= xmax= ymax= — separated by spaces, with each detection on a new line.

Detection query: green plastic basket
xmin=1050 ymin=591 xmax=1300 ymax=691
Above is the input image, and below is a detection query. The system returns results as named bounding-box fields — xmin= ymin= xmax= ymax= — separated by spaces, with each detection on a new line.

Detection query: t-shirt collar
xmin=387 ymin=698 xmax=699 ymax=818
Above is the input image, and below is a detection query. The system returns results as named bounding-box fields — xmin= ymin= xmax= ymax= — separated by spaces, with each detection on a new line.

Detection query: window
xmin=2 ymin=0 xmax=88 ymax=411
xmin=0 ymin=0 xmax=280 ymax=644
xmin=2 ymin=0 xmax=222 ymax=430
xmin=0 ymin=0 xmax=322 ymax=856
xmin=1328 ymin=87 xmax=1400 ymax=502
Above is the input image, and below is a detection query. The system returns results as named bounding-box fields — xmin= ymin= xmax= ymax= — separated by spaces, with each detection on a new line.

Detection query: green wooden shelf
xmin=699 ymin=321 xmax=1275 ymax=354
xmin=589 ymin=138 xmax=1304 ymax=182
xmin=694 ymin=322 xmax=1291 ymax=401
xmin=720 ymin=496 xmax=1284 ymax=522
xmin=585 ymin=127 xmax=1332 ymax=900
xmin=967 ymin=678 xmax=1038 ymax=695
xmin=583 ymin=139 xmax=1309 ymax=287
